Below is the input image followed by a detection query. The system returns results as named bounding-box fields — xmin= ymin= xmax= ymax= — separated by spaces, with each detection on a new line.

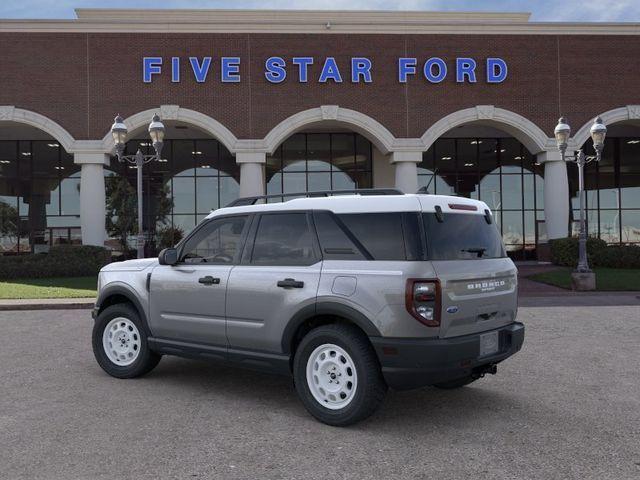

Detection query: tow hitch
xmin=471 ymin=363 xmax=497 ymax=379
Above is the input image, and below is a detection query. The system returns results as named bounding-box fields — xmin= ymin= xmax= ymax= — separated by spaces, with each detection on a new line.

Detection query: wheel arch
xmin=95 ymin=284 xmax=151 ymax=336
xmin=281 ymin=302 xmax=382 ymax=355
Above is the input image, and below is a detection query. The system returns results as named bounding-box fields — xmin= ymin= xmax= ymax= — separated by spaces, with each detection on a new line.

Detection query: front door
xmin=226 ymin=212 xmax=322 ymax=353
xmin=149 ymin=215 xmax=250 ymax=347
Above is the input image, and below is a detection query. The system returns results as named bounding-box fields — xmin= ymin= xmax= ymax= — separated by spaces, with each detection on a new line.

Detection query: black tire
xmin=92 ymin=303 xmax=161 ymax=379
xmin=293 ymin=324 xmax=387 ymax=427
xmin=433 ymin=376 xmax=477 ymax=389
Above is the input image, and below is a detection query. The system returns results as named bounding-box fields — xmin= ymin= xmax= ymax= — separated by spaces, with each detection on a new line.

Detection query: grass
xmin=529 ymin=268 xmax=640 ymax=291
xmin=0 ymin=276 xmax=97 ymax=299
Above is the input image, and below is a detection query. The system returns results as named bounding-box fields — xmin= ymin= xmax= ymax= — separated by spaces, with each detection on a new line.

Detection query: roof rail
xmin=225 ymin=188 xmax=404 ymax=207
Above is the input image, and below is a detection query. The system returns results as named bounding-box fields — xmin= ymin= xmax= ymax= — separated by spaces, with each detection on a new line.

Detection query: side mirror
xmin=158 ymin=248 xmax=178 ymax=266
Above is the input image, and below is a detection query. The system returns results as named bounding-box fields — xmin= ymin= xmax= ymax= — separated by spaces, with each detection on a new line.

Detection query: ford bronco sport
xmin=92 ymin=189 xmax=524 ymax=426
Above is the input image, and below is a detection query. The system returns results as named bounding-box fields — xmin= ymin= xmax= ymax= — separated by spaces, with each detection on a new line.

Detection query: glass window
xmin=423 ymin=212 xmax=505 ymax=260
xmin=181 ymin=216 xmax=247 ymax=264
xmin=265 ymin=133 xmax=373 ymax=199
xmin=621 ymin=210 xmax=640 ymax=243
xmin=313 ymin=211 xmax=366 ymax=260
xmin=251 ymin=213 xmax=317 ymax=266
xmin=337 ymin=213 xmax=406 ymax=260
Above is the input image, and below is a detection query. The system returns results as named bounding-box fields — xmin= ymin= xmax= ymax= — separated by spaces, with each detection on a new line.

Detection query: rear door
xmin=226 ymin=211 xmax=321 ymax=353
xmin=422 ymin=210 xmax=518 ymax=338
xmin=149 ymin=215 xmax=249 ymax=347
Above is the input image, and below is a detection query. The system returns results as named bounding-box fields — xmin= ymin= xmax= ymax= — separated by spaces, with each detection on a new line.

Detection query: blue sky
xmin=1 ymin=0 xmax=639 ymax=22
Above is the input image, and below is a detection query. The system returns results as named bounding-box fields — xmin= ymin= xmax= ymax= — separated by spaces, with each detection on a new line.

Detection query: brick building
xmin=1 ymin=9 xmax=639 ymax=257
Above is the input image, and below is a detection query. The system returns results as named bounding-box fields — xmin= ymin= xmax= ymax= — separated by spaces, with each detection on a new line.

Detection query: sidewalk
xmin=516 ymin=262 xmax=640 ymax=306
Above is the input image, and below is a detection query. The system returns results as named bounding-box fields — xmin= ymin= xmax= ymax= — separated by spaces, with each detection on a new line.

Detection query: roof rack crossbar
xmin=225 ymin=188 xmax=404 ymax=207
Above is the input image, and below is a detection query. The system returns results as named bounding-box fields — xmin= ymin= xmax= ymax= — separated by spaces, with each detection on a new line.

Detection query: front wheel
xmin=92 ymin=303 xmax=161 ymax=379
xmin=293 ymin=324 xmax=387 ymax=426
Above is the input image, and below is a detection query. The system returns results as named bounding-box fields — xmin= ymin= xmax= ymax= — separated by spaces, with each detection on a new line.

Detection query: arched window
xmin=107 ymin=138 xmax=239 ymax=253
xmin=0 ymin=140 xmax=80 ymax=253
xmin=266 ymin=133 xmax=373 ymax=199
xmin=420 ymin=137 xmax=544 ymax=259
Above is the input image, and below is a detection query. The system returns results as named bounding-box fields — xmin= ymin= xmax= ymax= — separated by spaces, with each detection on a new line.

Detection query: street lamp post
xmin=554 ymin=116 xmax=607 ymax=289
xmin=110 ymin=114 xmax=166 ymax=259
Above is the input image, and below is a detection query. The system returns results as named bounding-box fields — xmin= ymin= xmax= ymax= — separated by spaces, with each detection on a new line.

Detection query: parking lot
xmin=1 ymin=306 xmax=639 ymax=480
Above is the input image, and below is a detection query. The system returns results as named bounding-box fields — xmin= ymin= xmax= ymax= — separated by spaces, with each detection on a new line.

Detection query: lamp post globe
xmin=554 ymin=117 xmax=571 ymax=155
xmin=590 ymin=116 xmax=607 ymax=153
xmin=148 ymin=113 xmax=165 ymax=158
xmin=110 ymin=115 xmax=128 ymax=158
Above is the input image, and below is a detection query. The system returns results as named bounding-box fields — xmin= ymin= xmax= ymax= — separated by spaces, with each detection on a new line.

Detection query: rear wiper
xmin=461 ymin=247 xmax=487 ymax=258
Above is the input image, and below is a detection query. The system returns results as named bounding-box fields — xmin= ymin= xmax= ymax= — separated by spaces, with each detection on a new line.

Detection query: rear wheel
xmin=293 ymin=324 xmax=387 ymax=426
xmin=433 ymin=376 xmax=477 ymax=389
xmin=92 ymin=303 xmax=161 ymax=379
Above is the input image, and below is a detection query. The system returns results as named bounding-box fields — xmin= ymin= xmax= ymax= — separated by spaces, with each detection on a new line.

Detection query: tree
xmin=105 ymin=175 xmax=173 ymax=254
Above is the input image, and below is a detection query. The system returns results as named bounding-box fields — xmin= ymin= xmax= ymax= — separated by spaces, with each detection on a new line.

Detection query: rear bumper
xmin=370 ymin=322 xmax=525 ymax=390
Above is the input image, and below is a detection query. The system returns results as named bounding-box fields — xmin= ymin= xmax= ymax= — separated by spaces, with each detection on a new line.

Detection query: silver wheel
xmin=102 ymin=317 xmax=141 ymax=366
xmin=306 ymin=343 xmax=358 ymax=410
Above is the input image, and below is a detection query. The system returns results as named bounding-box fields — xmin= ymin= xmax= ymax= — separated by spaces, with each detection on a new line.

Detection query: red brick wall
xmin=1 ymin=32 xmax=639 ymax=142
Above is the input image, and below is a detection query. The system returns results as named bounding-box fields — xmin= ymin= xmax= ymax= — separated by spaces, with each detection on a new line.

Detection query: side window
xmin=251 ymin=213 xmax=318 ymax=266
xmin=337 ymin=213 xmax=407 ymax=261
xmin=313 ymin=211 xmax=367 ymax=260
xmin=181 ymin=216 xmax=247 ymax=264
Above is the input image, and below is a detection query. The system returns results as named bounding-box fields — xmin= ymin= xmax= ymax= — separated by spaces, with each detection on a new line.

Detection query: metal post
xmin=135 ymin=149 xmax=145 ymax=259
xmin=576 ymin=150 xmax=590 ymax=273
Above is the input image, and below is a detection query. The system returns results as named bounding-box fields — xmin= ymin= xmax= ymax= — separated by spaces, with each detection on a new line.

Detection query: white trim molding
xmin=100 ymin=105 xmax=239 ymax=154
xmin=571 ymin=105 xmax=640 ymax=149
xmin=0 ymin=106 xmax=76 ymax=152
xmin=263 ymin=106 xmax=396 ymax=155
xmin=2 ymin=10 xmax=640 ymax=35
xmin=421 ymin=106 xmax=553 ymax=154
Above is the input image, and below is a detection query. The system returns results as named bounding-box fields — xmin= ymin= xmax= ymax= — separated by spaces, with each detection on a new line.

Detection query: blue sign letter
xmin=456 ymin=58 xmax=477 ymax=83
xmin=265 ymin=56 xmax=287 ymax=83
xmin=351 ymin=57 xmax=372 ymax=83
xmin=143 ymin=57 xmax=162 ymax=83
xmin=487 ymin=58 xmax=508 ymax=83
xmin=189 ymin=57 xmax=212 ymax=83
xmin=424 ymin=57 xmax=447 ymax=83
xmin=319 ymin=57 xmax=343 ymax=83
xmin=398 ymin=58 xmax=417 ymax=83
xmin=171 ymin=57 xmax=180 ymax=83
xmin=221 ymin=57 xmax=241 ymax=83
xmin=292 ymin=57 xmax=313 ymax=82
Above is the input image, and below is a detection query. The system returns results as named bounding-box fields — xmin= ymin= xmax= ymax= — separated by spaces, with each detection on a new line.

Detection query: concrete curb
xmin=0 ymin=299 xmax=95 ymax=311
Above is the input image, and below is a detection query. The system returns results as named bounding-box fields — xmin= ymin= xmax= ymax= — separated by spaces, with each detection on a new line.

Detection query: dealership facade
xmin=1 ymin=9 xmax=640 ymax=258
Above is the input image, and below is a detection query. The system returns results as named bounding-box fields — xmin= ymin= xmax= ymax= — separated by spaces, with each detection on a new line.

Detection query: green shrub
xmin=594 ymin=245 xmax=640 ymax=269
xmin=550 ymin=237 xmax=607 ymax=267
xmin=0 ymin=245 xmax=111 ymax=280
xmin=550 ymin=237 xmax=640 ymax=269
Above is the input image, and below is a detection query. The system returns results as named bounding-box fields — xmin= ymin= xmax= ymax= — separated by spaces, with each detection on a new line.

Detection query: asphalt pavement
xmin=0 ymin=306 xmax=639 ymax=480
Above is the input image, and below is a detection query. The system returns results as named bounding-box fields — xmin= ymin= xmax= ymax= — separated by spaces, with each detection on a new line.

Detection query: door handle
xmin=277 ymin=278 xmax=304 ymax=288
xmin=198 ymin=276 xmax=220 ymax=285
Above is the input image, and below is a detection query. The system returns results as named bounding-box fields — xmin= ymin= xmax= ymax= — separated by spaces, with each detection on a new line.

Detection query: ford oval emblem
xmin=446 ymin=306 xmax=459 ymax=314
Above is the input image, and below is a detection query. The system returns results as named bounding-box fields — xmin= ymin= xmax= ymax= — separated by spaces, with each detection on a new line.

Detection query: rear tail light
xmin=405 ymin=279 xmax=441 ymax=327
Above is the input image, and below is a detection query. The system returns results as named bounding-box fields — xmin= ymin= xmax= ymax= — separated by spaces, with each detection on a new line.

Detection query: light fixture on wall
xmin=110 ymin=113 xmax=166 ymax=259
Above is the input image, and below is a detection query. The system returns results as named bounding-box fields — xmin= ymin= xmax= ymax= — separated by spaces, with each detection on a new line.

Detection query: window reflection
xmin=570 ymin=137 xmax=640 ymax=245
xmin=106 ymin=138 xmax=239 ymax=253
xmin=0 ymin=140 xmax=81 ymax=253
xmin=266 ymin=133 xmax=372 ymax=198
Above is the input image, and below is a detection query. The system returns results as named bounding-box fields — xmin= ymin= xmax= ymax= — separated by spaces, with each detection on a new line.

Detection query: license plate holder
xmin=479 ymin=331 xmax=499 ymax=357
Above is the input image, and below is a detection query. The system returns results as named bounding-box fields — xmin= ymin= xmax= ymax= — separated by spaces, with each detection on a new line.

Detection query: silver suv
xmin=92 ymin=190 xmax=524 ymax=426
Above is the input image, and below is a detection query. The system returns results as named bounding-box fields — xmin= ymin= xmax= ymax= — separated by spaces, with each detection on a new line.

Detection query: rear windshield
xmin=423 ymin=212 xmax=506 ymax=260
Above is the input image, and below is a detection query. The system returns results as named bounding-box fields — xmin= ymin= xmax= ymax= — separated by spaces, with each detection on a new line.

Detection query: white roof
xmin=207 ymin=194 xmax=490 ymax=218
